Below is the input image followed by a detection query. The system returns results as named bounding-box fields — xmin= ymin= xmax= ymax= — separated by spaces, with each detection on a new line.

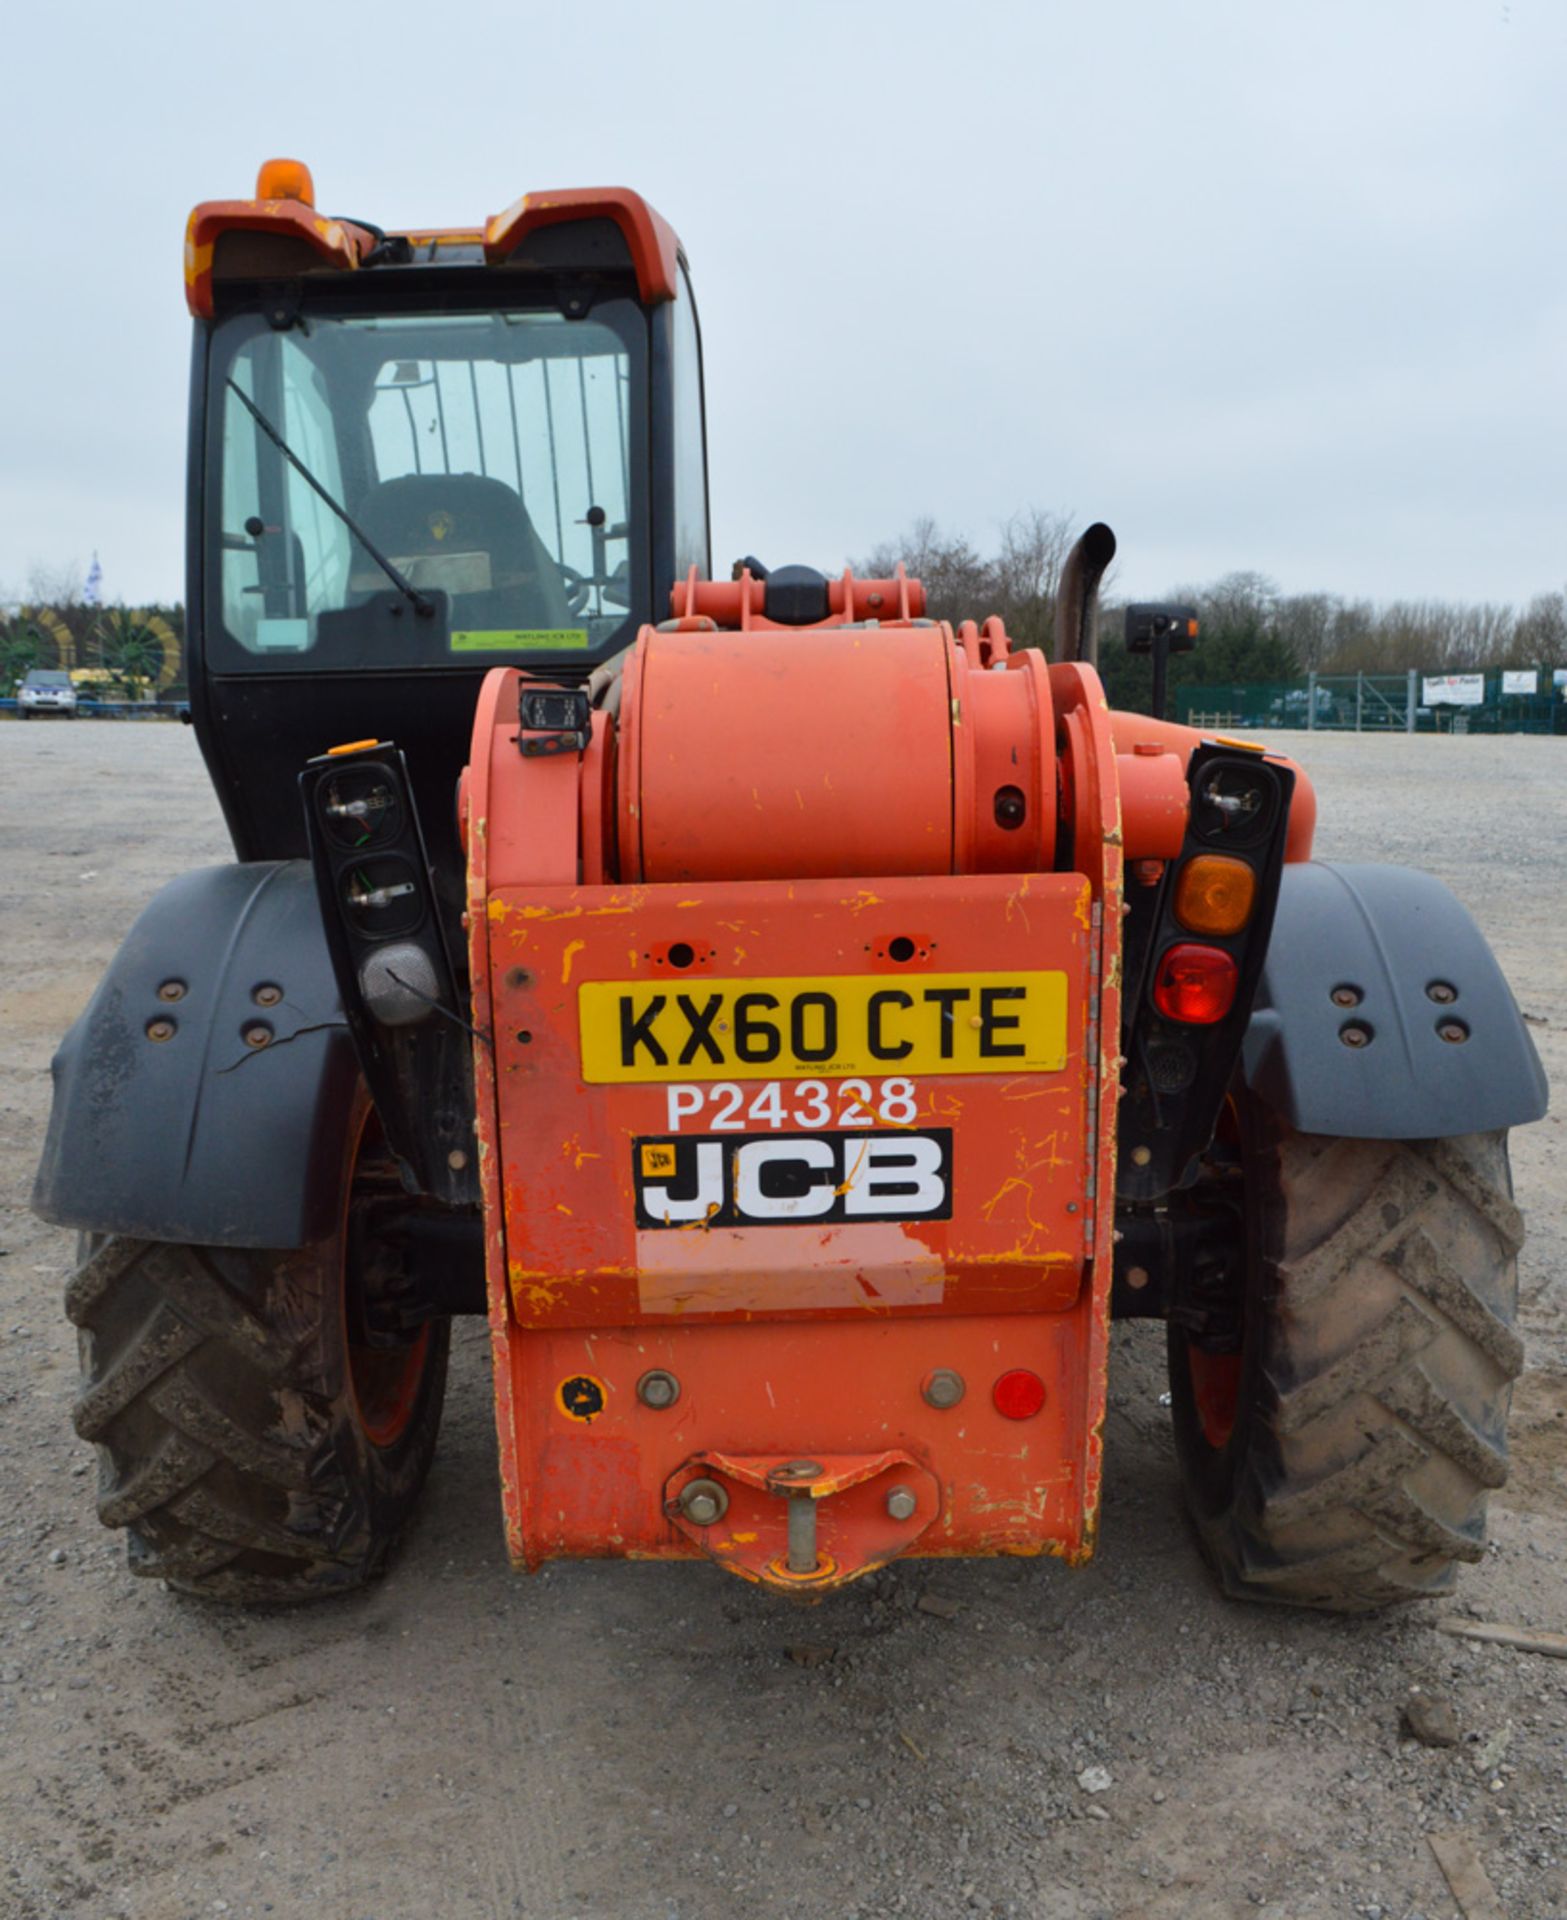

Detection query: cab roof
xmin=184 ymin=159 xmax=682 ymax=318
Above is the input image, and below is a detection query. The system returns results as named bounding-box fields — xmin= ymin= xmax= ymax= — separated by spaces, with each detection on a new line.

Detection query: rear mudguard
xmin=32 ymin=862 xmax=359 ymax=1248
xmin=1242 ymin=861 xmax=1548 ymax=1139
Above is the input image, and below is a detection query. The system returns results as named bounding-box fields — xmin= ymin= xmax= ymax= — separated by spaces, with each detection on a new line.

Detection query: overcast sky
xmin=3 ymin=0 xmax=1563 ymax=612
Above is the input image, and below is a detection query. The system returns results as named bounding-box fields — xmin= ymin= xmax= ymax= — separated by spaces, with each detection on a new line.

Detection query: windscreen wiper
xmin=225 ymin=380 xmax=435 ymax=619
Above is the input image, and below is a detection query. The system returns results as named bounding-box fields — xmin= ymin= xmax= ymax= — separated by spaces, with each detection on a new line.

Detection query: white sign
xmin=1422 ymin=674 xmax=1486 ymax=707
xmin=1554 ymin=668 xmax=1567 ymax=690
xmin=1501 ymin=670 xmax=1538 ymax=696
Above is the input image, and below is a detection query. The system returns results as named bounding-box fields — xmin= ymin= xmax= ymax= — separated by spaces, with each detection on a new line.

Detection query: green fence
xmin=1177 ymin=671 xmax=1566 ymax=736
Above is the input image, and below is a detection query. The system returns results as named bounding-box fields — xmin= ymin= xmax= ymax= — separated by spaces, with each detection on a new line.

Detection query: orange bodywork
xmin=460 ymin=576 xmax=1315 ymax=1592
xmin=460 ymin=587 xmax=1189 ymax=1592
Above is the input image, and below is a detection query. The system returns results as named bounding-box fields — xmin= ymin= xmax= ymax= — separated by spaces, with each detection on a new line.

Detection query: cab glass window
xmin=206 ymin=301 xmax=649 ymax=673
xmin=669 ymin=266 xmax=710 ymax=579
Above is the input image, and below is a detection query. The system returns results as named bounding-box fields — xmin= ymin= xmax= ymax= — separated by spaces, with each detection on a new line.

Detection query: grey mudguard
xmin=33 ymin=861 xmax=359 ymax=1247
xmin=1242 ymin=861 xmax=1548 ymax=1139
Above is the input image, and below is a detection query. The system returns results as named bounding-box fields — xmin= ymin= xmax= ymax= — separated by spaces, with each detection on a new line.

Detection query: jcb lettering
xmin=580 ymin=970 xmax=1068 ymax=1083
xmin=633 ymin=1130 xmax=954 ymax=1229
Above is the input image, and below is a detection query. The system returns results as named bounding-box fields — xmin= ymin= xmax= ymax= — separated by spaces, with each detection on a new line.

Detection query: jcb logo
xmin=632 ymin=1130 xmax=953 ymax=1229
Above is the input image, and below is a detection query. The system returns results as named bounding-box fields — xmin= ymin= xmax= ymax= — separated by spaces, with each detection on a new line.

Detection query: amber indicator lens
xmin=1153 ymin=943 xmax=1239 ymax=1025
xmin=1174 ymin=855 xmax=1256 ymax=935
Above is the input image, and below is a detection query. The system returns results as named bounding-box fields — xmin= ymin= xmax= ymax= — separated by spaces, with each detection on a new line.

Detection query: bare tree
xmin=1274 ymin=593 xmax=1338 ymax=674
xmin=1514 ymin=591 xmax=1567 ymax=666
xmin=26 ymin=560 xmax=84 ymax=608
xmin=988 ymin=508 xmax=1075 ymax=654
xmin=855 ymin=517 xmax=989 ymax=623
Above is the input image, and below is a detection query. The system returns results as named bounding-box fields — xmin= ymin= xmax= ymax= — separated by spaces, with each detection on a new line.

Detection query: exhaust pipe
xmin=1054 ymin=522 xmax=1117 ymax=667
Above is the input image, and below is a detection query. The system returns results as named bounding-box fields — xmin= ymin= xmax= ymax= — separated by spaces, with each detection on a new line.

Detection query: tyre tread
xmin=69 ymin=1231 xmax=445 ymax=1604
xmin=1177 ymin=1128 xmax=1521 ymax=1612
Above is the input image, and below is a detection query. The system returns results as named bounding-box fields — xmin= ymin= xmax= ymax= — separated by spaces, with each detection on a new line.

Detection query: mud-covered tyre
xmin=67 ymin=1210 xmax=449 ymax=1604
xmin=1169 ymin=1103 xmax=1523 ymax=1611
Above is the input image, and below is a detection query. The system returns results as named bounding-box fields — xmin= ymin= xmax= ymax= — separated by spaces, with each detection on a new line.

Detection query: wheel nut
xmin=886 ymin=1485 xmax=917 ymax=1521
xmin=637 ymin=1369 xmax=680 ymax=1409
xmin=922 ymin=1368 xmax=965 ymax=1410
xmin=678 ymin=1477 xmax=728 ymax=1527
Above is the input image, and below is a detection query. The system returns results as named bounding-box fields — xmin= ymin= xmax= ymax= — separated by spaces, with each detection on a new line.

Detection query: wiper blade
xmin=225 ymin=380 xmax=434 ymax=619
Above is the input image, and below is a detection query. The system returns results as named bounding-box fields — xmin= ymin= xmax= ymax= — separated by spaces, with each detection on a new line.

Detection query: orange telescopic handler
xmin=34 ymin=164 xmax=1546 ymax=1612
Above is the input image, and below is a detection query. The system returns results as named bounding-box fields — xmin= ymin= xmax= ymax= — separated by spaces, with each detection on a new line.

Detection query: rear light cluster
xmin=1122 ymin=742 xmax=1295 ymax=1200
xmin=1151 ymin=761 xmax=1274 ymax=1027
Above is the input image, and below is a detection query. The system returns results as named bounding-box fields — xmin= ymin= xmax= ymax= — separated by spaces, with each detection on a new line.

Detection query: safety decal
xmin=632 ymin=1130 xmax=954 ymax=1230
xmin=449 ymin=628 xmax=590 ymax=652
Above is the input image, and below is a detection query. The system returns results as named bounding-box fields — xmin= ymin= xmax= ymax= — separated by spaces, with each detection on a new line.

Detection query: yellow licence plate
xmin=577 ymin=971 xmax=1069 ymax=1084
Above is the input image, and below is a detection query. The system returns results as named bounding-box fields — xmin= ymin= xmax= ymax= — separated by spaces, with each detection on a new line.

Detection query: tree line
xmin=9 ymin=524 xmax=1565 ymax=711
xmin=0 ymin=563 xmax=185 ymax=697
xmin=855 ymin=511 xmax=1566 ymax=714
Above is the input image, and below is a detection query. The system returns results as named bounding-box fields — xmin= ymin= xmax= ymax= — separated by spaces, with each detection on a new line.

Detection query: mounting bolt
xmin=678 ymin=1478 xmax=728 ymax=1527
xmin=156 ymin=979 xmax=186 ymax=1003
xmin=886 ymin=1486 xmax=917 ymax=1522
xmin=1127 ymin=1265 xmax=1150 ymax=1291
xmin=242 ymin=1023 xmax=272 ymax=1049
xmin=252 ymin=982 xmax=283 ymax=1007
xmin=637 ymin=1369 xmax=680 ymax=1409
xmin=145 ymin=1018 xmax=176 ymax=1043
xmin=447 ymin=1149 xmax=468 ymax=1171
xmin=922 ymin=1368 xmax=966 ymax=1410
xmin=1339 ymin=1022 xmax=1372 ymax=1049
xmin=1438 ymin=1020 xmax=1469 ymax=1045
xmin=1427 ymin=980 xmax=1458 ymax=1004
xmin=1330 ymin=985 xmax=1362 ymax=1008
xmin=1131 ymin=1145 xmax=1152 ymax=1167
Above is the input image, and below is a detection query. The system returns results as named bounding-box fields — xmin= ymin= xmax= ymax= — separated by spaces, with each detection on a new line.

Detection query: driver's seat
xmin=349 ymin=473 xmax=574 ymax=631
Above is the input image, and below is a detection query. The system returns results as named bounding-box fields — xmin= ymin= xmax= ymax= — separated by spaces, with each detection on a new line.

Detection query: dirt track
xmin=1 ymin=722 xmax=1564 ymax=1920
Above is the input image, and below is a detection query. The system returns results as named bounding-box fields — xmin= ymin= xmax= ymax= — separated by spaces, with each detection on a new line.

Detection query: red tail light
xmin=1153 ymin=943 xmax=1238 ymax=1025
xmin=993 ymin=1369 xmax=1047 ymax=1420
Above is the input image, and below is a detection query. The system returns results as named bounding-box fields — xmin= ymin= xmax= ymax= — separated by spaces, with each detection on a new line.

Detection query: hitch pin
xmin=786 ymin=1493 xmax=818 ymax=1575
xmin=770 ymin=1459 xmax=824 ymax=1575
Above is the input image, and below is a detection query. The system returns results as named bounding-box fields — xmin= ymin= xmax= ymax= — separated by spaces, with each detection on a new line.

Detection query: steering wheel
xmin=558 ymin=566 xmax=592 ymax=618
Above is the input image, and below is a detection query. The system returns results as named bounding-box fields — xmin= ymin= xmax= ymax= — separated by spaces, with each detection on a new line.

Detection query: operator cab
xmin=185 ymin=163 xmax=709 ymax=878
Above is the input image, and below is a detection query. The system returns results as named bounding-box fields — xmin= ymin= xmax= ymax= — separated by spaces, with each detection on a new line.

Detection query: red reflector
xmin=993 ymin=1369 xmax=1047 ymax=1420
xmin=1154 ymin=943 xmax=1238 ymax=1024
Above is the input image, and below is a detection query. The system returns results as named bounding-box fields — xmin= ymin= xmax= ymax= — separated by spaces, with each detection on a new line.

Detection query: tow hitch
xmin=665 ymin=1451 xmax=940 ymax=1592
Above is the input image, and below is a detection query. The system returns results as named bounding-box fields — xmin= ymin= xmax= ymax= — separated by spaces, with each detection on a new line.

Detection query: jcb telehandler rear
xmin=34 ymin=162 xmax=1547 ymax=1610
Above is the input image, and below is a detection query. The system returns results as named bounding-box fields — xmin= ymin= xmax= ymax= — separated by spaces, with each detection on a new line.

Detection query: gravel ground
xmin=0 ymin=721 xmax=1564 ymax=1920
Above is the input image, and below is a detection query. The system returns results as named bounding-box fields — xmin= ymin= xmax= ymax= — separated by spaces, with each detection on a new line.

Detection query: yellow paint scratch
xmin=560 ymin=937 xmax=586 ymax=984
